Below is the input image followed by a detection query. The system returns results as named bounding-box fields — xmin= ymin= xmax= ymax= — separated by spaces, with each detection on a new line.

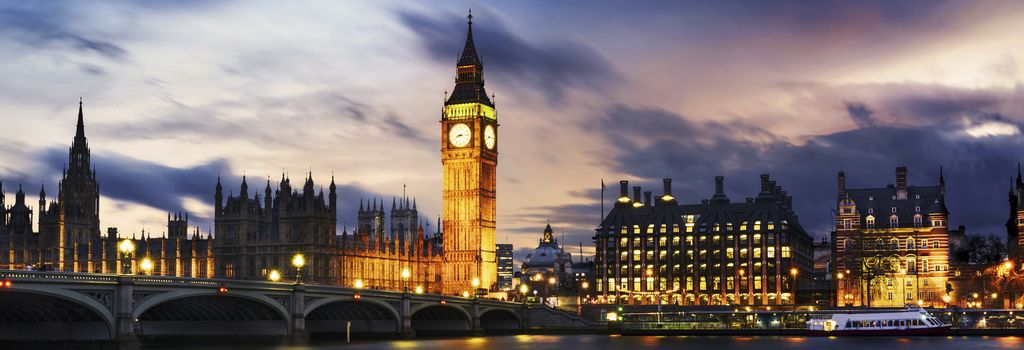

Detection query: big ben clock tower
xmin=441 ymin=11 xmax=498 ymax=294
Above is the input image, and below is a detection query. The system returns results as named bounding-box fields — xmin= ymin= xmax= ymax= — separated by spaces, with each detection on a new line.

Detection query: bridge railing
xmin=0 ymin=270 xmax=119 ymax=283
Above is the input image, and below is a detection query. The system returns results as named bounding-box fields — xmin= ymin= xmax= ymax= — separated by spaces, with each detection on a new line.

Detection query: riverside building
xmin=594 ymin=175 xmax=814 ymax=306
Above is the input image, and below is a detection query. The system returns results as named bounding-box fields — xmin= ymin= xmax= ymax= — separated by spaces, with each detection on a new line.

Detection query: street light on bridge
xmin=139 ymin=257 xmax=154 ymax=275
xmin=118 ymin=239 xmax=135 ymax=275
xmin=292 ymin=253 xmax=305 ymax=284
xmin=268 ymin=270 xmax=281 ymax=282
xmin=401 ymin=267 xmax=411 ymax=294
xmin=472 ymin=277 xmax=481 ymax=300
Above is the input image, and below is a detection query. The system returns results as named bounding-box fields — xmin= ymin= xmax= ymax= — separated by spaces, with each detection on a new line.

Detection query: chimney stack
xmin=896 ymin=166 xmax=908 ymax=190
xmin=715 ymin=176 xmax=725 ymax=194
xmin=838 ymin=171 xmax=847 ymax=196
xmin=643 ymin=191 xmax=652 ymax=207
xmin=663 ymin=178 xmax=672 ymax=196
xmin=619 ymin=180 xmax=629 ymax=198
xmin=760 ymin=174 xmax=771 ymax=192
xmin=633 ymin=186 xmax=641 ymax=203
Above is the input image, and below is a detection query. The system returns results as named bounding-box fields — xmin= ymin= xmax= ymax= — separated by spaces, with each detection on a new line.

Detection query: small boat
xmin=806 ymin=308 xmax=950 ymax=336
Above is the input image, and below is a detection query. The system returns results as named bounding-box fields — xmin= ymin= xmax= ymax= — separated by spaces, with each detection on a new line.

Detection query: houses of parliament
xmin=1 ymin=13 xmax=500 ymax=295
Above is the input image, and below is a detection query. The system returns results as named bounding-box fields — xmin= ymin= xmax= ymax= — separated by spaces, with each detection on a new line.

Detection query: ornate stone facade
xmin=440 ymin=12 xmax=499 ymax=294
xmin=833 ymin=166 xmax=954 ymax=307
xmin=0 ymin=100 xmax=214 ymax=277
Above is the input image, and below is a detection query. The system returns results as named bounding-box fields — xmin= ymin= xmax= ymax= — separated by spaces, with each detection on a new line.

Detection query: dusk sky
xmin=2 ymin=1 xmax=1024 ymax=264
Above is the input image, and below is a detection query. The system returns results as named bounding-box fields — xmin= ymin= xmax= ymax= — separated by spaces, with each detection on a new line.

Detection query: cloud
xmin=396 ymin=9 xmax=621 ymax=104
xmin=537 ymin=100 xmax=1024 ymax=240
xmin=94 ymin=90 xmax=431 ymax=147
xmin=0 ymin=5 xmax=128 ymax=60
xmin=845 ymin=102 xmax=876 ymax=128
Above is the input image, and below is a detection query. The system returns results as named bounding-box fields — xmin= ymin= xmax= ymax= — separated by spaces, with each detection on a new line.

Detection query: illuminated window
xmin=767 ymin=247 xmax=775 ymax=258
xmin=866 ymin=215 xmax=875 ymax=228
xmin=753 ymin=248 xmax=761 ymax=259
xmin=780 ymin=246 xmax=791 ymax=258
xmin=889 ymin=216 xmax=898 ymax=228
xmin=726 ymin=248 xmax=734 ymax=259
xmin=754 ymin=221 xmax=762 ymax=231
xmin=913 ymin=215 xmax=922 ymax=228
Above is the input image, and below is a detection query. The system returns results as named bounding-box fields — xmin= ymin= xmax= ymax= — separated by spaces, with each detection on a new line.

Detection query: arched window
xmin=889 ymin=215 xmax=899 ymax=228
xmin=906 ymin=238 xmax=915 ymax=250
xmin=866 ymin=215 xmax=876 ymax=229
xmin=890 ymin=238 xmax=899 ymax=250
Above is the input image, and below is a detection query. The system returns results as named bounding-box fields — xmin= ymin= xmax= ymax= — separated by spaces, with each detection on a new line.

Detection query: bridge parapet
xmin=0 ymin=270 xmax=588 ymax=342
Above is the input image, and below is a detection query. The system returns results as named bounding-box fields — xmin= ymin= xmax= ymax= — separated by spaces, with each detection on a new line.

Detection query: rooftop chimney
xmin=896 ymin=166 xmax=908 ymax=190
xmin=644 ymin=191 xmax=652 ymax=207
xmin=619 ymin=180 xmax=629 ymax=198
xmin=838 ymin=171 xmax=847 ymax=196
xmin=633 ymin=186 xmax=641 ymax=202
xmin=663 ymin=178 xmax=673 ymax=196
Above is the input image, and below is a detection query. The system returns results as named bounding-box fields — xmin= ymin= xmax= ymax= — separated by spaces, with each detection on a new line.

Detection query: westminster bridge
xmin=0 ymin=270 xmax=596 ymax=342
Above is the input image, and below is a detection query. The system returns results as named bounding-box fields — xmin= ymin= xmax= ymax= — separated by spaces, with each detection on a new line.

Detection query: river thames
xmin=124 ymin=335 xmax=1024 ymax=350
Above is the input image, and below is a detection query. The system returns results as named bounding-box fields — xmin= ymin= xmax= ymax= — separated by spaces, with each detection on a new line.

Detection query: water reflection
xmin=130 ymin=335 xmax=1024 ymax=350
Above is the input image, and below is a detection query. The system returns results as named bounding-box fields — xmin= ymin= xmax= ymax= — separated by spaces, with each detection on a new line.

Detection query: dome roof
xmin=523 ymin=246 xmax=565 ymax=268
xmin=522 ymin=223 xmax=571 ymax=269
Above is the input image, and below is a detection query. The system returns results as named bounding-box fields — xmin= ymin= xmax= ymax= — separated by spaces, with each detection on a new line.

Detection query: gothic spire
xmin=446 ymin=9 xmax=491 ymax=107
xmin=458 ymin=9 xmax=479 ymax=67
xmin=70 ymin=98 xmax=91 ymax=172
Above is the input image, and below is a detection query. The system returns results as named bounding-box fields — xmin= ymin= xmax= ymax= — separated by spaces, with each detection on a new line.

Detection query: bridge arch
xmin=479 ymin=308 xmax=521 ymax=332
xmin=133 ymin=289 xmax=290 ymax=337
xmin=409 ymin=303 xmax=471 ymax=334
xmin=0 ymin=285 xmax=115 ymax=341
xmin=304 ymin=297 xmax=400 ymax=336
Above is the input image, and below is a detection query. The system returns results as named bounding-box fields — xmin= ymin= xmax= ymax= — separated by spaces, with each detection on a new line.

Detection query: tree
xmin=955 ymin=234 xmax=1005 ymax=265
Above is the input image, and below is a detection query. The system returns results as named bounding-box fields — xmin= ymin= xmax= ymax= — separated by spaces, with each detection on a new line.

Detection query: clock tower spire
xmin=440 ymin=10 xmax=499 ymax=294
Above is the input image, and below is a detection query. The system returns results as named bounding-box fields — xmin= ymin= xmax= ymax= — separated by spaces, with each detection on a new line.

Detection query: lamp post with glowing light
xmin=578 ymin=281 xmax=589 ymax=316
xmin=139 ymin=257 xmax=154 ymax=276
xmin=790 ymin=267 xmax=798 ymax=305
xmin=899 ymin=268 xmax=907 ymax=307
xmin=401 ymin=268 xmax=411 ymax=294
xmin=472 ymin=277 xmax=481 ymax=300
xmin=268 ymin=270 xmax=281 ymax=282
xmin=520 ymin=284 xmax=529 ymax=305
xmin=118 ymin=239 xmax=135 ymax=275
xmin=292 ymin=253 xmax=305 ymax=284
xmin=836 ymin=272 xmax=844 ymax=307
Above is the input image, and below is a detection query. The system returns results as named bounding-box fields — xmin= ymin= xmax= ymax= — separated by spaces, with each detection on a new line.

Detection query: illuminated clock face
xmin=449 ymin=123 xmax=471 ymax=147
xmin=484 ymin=125 xmax=496 ymax=149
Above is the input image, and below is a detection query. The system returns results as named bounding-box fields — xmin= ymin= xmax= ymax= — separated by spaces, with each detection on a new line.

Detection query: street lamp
xmin=292 ymin=253 xmax=305 ymax=284
xmin=472 ymin=277 xmax=481 ymax=299
xmin=900 ymin=268 xmax=907 ymax=307
xmin=268 ymin=269 xmax=281 ymax=282
xmin=118 ymin=239 xmax=135 ymax=275
xmin=354 ymin=279 xmax=364 ymax=289
xmin=415 ymin=285 xmax=424 ymax=294
xmin=139 ymin=257 xmax=154 ymax=275
xmin=402 ymin=268 xmax=411 ymax=293
xmin=520 ymin=284 xmax=529 ymax=305
xmin=790 ymin=267 xmax=798 ymax=305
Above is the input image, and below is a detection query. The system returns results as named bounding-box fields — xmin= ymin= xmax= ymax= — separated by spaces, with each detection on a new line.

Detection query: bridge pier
xmin=399 ymin=293 xmax=415 ymax=338
xmin=114 ymin=276 xmax=140 ymax=348
xmin=470 ymin=299 xmax=484 ymax=336
xmin=289 ymin=283 xmax=310 ymax=344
